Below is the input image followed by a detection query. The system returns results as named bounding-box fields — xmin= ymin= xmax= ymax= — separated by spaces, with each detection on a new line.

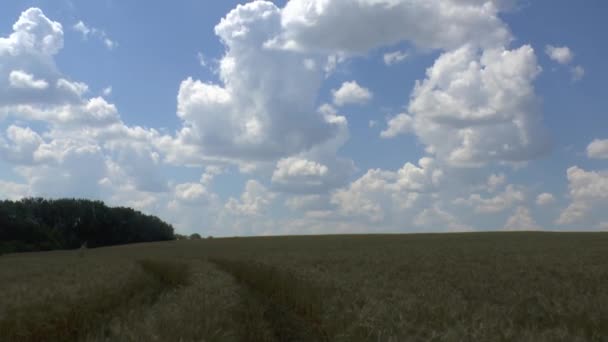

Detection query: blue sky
xmin=1 ymin=0 xmax=607 ymax=235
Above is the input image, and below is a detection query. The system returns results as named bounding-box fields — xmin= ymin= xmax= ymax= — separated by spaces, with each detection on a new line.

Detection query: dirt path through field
xmin=211 ymin=258 xmax=333 ymax=342
xmin=0 ymin=259 xmax=189 ymax=342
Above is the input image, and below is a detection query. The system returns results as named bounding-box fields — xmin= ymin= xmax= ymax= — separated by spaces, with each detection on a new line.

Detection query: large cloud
xmin=0 ymin=3 xmax=566 ymax=235
xmin=275 ymin=0 xmax=511 ymax=53
xmin=0 ymin=8 xmax=88 ymax=109
xmin=0 ymin=8 xmax=167 ymax=201
xmin=171 ymin=1 xmax=345 ymax=163
xmin=404 ymin=45 xmax=549 ymax=166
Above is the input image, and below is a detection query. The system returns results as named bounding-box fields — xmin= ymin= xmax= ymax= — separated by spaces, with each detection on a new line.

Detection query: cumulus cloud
xmin=170 ymin=2 xmax=345 ymax=164
xmin=9 ymin=70 xmax=48 ymax=90
xmin=557 ymin=166 xmax=608 ymax=225
xmin=380 ymin=113 xmax=413 ymax=138
xmin=408 ymin=45 xmax=549 ymax=166
xmin=56 ymin=78 xmax=89 ymax=97
xmin=225 ymin=180 xmax=275 ymax=216
xmin=174 ymin=183 xmax=214 ymax=204
xmin=16 ymin=141 xmax=107 ymax=198
xmin=587 ymin=139 xmax=608 ymax=159
xmin=545 ymin=45 xmax=573 ymax=65
xmin=331 ymin=157 xmax=442 ymax=222
xmin=454 ymin=184 xmax=525 ymax=213
xmin=272 ymin=157 xmax=327 ymax=184
xmin=536 ymin=192 xmax=555 ymax=206
xmin=275 ymin=0 xmax=511 ymax=53
xmin=0 ymin=4 xmax=567 ymax=235
xmin=504 ymin=207 xmax=541 ymax=231
xmin=0 ymin=8 xmax=165 ymax=203
xmin=383 ymin=50 xmax=408 ymax=65
xmin=0 ymin=8 xmax=63 ymax=55
xmin=332 ymin=81 xmax=372 ymax=106
xmin=0 ymin=125 xmax=43 ymax=164
xmin=0 ymin=9 xmax=83 ymax=109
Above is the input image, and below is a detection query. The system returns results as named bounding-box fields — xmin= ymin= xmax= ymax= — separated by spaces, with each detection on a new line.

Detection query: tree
xmin=0 ymin=198 xmax=176 ymax=253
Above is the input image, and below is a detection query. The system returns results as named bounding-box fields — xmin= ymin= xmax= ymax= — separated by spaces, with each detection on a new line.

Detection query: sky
xmin=1 ymin=0 xmax=607 ymax=236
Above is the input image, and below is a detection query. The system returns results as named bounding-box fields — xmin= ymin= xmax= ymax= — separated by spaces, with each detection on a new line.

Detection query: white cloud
xmin=0 ymin=125 xmax=43 ymax=164
xmin=0 ymin=8 xmax=64 ymax=55
xmin=332 ymin=81 xmax=372 ymax=106
xmin=275 ymin=0 xmax=511 ymax=53
xmin=587 ymin=139 xmax=608 ymax=159
xmin=544 ymin=45 xmax=584 ymax=81
xmin=103 ymin=38 xmax=117 ymax=50
xmin=73 ymin=21 xmax=91 ymax=37
xmin=285 ymin=194 xmax=328 ymax=211
xmin=17 ymin=96 xmax=119 ymax=127
xmin=380 ymin=113 xmax=413 ymax=138
xmin=545 ymin=45 xmax=573 ymax=65
xmin=56 ymin=78 xmax=89 ymax=97
xmin=16 ymin=141 xmax=107 ymax=198
xmin=102 ymin=86 xmax=112 ymax=96
xmin=414 ymin=205 xmax=472 ymax=232
xmin=174 ymin=183 xmax=213 ymax=204
xmin=383 ymin=50 xmax=408 ymax=66
xmin=72 ymin=20 xmax=116 ymax=50
xmin=0 ymin=180 xmax=28 ymax=200
xmin=536 ymin=192 xmax=555 ymax=206
xmin=504 ymin=207 xmax=541 ymax=231
xmin=169 ymin=2 xmax=346 ymax=164
xmin=225 ymin=180 xmax=275 ymax=216
xmin=272 ymin=157 xmax=328 ymax=182
xmin=9 ymin=70 xmax=49 ymax=90
xmin=409 ymin=44 xmax=549 ymax=166
xmin=571 ymin=65 xmax=585 ymax=81
xmin=487 ymin=173 xmax=506 ymax=192
xmin=0 ymin=9 xmax=79 ymax=109
xmin=557 ymin=166 xmax=608 ymax=225
xmin=0 ymin=8 xmax=165 ymax=203
xmin=0 ymin=4 xmax=575 ymax=235
xmin=454 ymin=184 xmax=524 ymax=213
xmin=197 ymin=52 xmax=207 ymax=67
xmin=331 ymin=157 xmax=442 ymax=223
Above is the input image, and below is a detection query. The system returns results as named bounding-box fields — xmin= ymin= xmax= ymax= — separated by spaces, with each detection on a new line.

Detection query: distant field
xmin=1 ymin=232 xmax=607 ymax=341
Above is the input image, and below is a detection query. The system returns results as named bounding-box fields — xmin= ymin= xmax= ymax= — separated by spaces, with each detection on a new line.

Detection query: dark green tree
xmin=0 ymin=198 xmax=175 ymax=254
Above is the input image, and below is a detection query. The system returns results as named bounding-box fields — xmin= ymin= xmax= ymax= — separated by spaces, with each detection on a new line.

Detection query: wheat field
xmin=1 ymin=232 xmax=607 ymax=341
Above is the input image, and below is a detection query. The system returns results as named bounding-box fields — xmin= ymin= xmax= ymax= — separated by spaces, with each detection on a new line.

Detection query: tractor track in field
xmin=0 ymin=259 xmax=190 ymax=342
xmin=211 ymin=258 xmax=332 ymax=342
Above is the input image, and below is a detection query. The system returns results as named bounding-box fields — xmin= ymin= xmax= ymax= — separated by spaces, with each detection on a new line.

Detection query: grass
xmin=1 ymin=232 xmax=607 ymax=341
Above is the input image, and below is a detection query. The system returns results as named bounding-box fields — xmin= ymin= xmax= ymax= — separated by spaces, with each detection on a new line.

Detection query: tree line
xmin=0 ymin=198 xmax=175 ymax=254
